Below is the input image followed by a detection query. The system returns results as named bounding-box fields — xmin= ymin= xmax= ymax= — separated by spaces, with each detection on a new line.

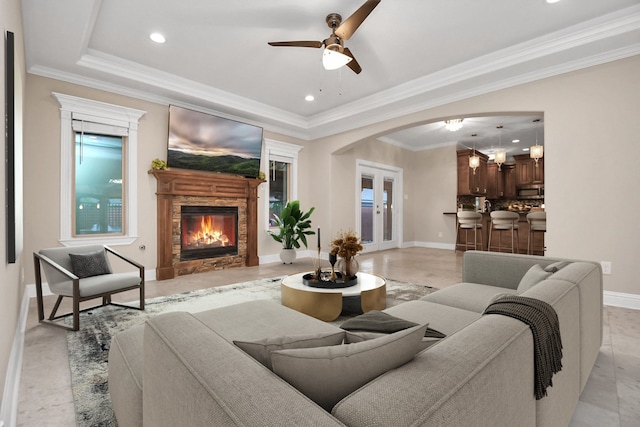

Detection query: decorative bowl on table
xmin=302 ymin=272 xmax=358 ymax=289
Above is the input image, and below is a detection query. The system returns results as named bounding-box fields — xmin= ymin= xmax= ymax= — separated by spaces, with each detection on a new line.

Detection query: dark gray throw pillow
xmin=69 ymin=250 xmax=112 ymax=278
xmin=341 ymin=310 xmax=419 ymax=334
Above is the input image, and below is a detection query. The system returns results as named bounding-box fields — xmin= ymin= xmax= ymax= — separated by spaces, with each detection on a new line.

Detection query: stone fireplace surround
xmin=150 ymin=169 xmax=263 ymax=280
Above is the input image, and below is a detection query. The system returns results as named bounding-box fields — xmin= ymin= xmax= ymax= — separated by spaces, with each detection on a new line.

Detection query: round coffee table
xmin=281 ymin=272 xmax=386 ymax=321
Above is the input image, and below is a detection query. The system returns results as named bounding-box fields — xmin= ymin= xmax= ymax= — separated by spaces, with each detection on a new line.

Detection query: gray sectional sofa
xmin=109 ymin=251 xmax=602 ymax=427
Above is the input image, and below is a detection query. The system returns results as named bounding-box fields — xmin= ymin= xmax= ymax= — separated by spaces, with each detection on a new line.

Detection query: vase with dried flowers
xmin=330 ymin=230 xmax=364 ymax=278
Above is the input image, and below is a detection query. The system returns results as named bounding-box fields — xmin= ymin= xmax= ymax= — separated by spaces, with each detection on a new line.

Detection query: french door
xmin=356 ymin=161 xmax=402 ymax=252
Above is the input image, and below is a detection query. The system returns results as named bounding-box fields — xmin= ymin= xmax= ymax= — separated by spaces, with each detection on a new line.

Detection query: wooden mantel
xmin=150 ymin=168 xmax=264 ymax=280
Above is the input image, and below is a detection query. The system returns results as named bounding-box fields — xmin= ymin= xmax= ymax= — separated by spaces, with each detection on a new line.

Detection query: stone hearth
xmin=150 ymin=169 xmax=263 ymax=280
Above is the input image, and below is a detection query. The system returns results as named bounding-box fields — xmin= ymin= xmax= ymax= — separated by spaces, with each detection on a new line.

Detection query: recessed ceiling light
xmin=512 ymin=139 xmax=520 ymax=143
xmin=523 ymin=147 xmax=530 ymax=152
xmin=150 ymin=32 xmax=166 ymax=44
xmin=546 ymin=0 xmax=560 ymax=3
xmin=305 ymin=95 xmax=315 ymax=102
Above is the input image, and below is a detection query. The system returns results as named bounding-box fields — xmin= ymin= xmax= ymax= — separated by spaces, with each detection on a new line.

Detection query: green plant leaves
xmin=267 ymin=200 xmax=315 ymax=249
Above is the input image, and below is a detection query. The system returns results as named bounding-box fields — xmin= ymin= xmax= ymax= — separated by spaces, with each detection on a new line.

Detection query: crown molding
xmin=307 ymin=43 xmax=640 ymax=140
xmin=378 ymin=136 xmax=457 ymax=152
xmin=77 ymin=50 xmax=310 ymax=129
xmin=305 ymin=6 xmax=640 ymax=136
xmin=28 ymin=65 xmax=312 ymax=141
xmin=27 ymin=5 xmax=640 ymax=142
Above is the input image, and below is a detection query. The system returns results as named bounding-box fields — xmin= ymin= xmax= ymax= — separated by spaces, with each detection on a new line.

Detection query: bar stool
xmin=456 ymin=211 xmax=483 ymax=251
xmin=527 ymin=211 xmax=546 ymax=255
xmin=488 ymin=211 xmax=520 ymax=253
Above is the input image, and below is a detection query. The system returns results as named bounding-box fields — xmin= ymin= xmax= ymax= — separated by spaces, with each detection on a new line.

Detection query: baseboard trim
xmin=259 ymin=249 xmax=321 ymax=266
xmin=0 ymin=290 xmax=31 ymax=427
xmin=404 ymin=241 xmax=456 ymax=250
xmin=604 ymin=290 xmax=640 ymax=311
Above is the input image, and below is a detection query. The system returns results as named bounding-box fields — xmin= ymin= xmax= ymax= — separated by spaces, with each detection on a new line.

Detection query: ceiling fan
xmin=268 ymin=0 xmax=381 ymax=74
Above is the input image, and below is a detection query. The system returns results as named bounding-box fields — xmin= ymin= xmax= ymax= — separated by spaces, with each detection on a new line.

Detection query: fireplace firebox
xmin=180 ymin=206 xmax=238 ymax=261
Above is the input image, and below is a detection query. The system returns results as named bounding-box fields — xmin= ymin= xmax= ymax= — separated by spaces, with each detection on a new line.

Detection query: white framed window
xmin=263 ymin=139 xmax=302 ymax=229
xmin=53 ymin=92 xmax=146 ymax=246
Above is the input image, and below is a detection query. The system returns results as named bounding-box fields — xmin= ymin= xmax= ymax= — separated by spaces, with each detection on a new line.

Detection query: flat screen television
xmin=167 ymin=105 xmax=263 ymax=178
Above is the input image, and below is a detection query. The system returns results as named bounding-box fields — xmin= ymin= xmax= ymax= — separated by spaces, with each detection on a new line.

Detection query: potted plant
xmin=268 ymin=200 xmax=315 ymax=264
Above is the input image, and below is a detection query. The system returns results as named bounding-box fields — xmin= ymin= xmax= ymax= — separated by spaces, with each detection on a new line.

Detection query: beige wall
xmin=23 ymin=74 xmax=312 ymax=280
xmin=23 ymin=75 xmax=169 ymax=284
xmin=407 ymin=145 xmax=458 ymax=247
xmin=309 ymin=56 xmax=640 ymax=296
xmin=1 ymin=0 xmax=25 ymax=400
xmin=19 ymin=54 xmax=640 ymax=297
xmin=3 ymin=13 xmax=639 ymax=406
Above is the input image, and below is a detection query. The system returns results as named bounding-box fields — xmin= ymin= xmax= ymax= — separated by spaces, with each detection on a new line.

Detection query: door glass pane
xmin=360 ymin=176 xmax=374 ymax=244
xmin=269 ymin=160 xmax=289 ymax=226
xmin=74 ymin=133 xmax=124 ymax=235
xmin=383 ymin=178 xmax=394 ymax=241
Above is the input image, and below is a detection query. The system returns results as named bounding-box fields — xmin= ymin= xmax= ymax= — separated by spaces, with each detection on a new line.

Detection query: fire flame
xmin=189 ymin=216 xmax=229 ymax=246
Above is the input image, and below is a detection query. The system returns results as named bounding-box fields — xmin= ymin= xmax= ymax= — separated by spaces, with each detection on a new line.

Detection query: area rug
xmin=67 ymin=276 xmax=436 ymax=426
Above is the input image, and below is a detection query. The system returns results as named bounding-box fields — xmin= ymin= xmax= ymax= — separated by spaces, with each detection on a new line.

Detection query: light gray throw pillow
xmin=233 ymin=331 xmax=345 ymax=370
xmin=544 ymin=261 xmax=571 ymax=273
xmin=271 ymin=323 xmax=427 ymax=411
xmin=517 ymin=264 xmax=552 ymax=293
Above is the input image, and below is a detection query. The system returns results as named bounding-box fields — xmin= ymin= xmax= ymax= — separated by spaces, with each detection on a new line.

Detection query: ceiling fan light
xmin=322 ymin=49 xmax=352 ymax=70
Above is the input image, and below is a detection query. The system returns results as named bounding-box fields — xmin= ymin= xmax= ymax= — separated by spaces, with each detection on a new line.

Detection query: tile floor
xmin=16 ymin=247 xmax=640 ymax=426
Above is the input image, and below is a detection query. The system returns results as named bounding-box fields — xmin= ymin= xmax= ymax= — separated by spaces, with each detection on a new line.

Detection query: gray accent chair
xmin=34 ymin=245 xmax=145 ymax=331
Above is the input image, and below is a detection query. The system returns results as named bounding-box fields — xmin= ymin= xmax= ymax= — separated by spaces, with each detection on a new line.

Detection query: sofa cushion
xmin=194 ymin=300 xmax=343 ymax=343
xmin=383 ymin=300 xmax=482 ymax=351
xmin=234 ymin=331 xmax=345 ymax=370
xmin=52 ymin=272 xmax=142 ymax=298
xmin=421 ymin=283 xmax=519 ymax=313
xmin=517 ymin=264 xmax=553 ymax=293
xmin=109 ymin=324 xmax=145 ymax=427
xmin=332 ymin=315 xmax=537 ymax=427
xmin=69 ymin=249 xmax=112 ymax=278
xmin=271 ymin=323 xmax=427 ymax=411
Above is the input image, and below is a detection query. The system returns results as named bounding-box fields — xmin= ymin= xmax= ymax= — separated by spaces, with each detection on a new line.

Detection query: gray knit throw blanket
xmin=483 ymin=296 xmax=563 ymax=400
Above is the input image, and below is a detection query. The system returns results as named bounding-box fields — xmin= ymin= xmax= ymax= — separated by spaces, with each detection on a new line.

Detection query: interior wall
xmin=322 ymin=139 xmax=411 ymax=247
xmin=23 ymin=74 xmax=311 ymax=281
xmin=257 ymin=135 xmax=312 ymax=257
xmin=310 ymin=55 xmax=640 ymax=296
xmin=22 ymin=75 xmax=168 ymax=284
xmin=0 ymin=0 xmax=25 ymax=403
xmin=407 ymin=145 xmax=458 ymax=248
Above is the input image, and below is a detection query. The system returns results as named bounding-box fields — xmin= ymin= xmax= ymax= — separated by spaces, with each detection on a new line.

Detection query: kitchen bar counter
xmin=445 ymin=211 xmax=544 ymax=254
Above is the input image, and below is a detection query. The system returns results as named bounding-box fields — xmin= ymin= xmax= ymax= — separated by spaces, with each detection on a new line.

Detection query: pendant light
xmin=469 ymin=151 xmax=480 ymax=174
xmin=469 ymin=134 xmax=480 ymax=175
xmin=494 ymin=125 xmax=506 ymax=171
xmin=530 ymin=119 xmax=543 ymax=166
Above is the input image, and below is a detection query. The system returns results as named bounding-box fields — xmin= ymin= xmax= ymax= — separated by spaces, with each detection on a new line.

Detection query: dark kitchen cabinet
xmin=457 ymin=149 xmax=488 ymax=196
xmin=503 ymin=164 xmax=516 ymax=198
xmin=486 ymin=163 xmax=502 ymax=199
xmin=514 ymin=154 xmax=544 ymax=186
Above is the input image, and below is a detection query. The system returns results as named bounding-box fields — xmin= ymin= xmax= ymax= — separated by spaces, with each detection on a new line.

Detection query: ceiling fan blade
xmin=268 ymin=41 xmax=323 ymax=48
xmin=335 ymin=0 xmax=381 ymax=40
xmin=343 ymin=48 xmax=362 ymax=74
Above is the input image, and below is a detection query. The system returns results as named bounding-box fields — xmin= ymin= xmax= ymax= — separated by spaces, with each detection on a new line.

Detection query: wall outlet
xmin=438 ymin=232 xmax=443 ymax=238
xmin=601 ymin=261 xmax=612 ymax=275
